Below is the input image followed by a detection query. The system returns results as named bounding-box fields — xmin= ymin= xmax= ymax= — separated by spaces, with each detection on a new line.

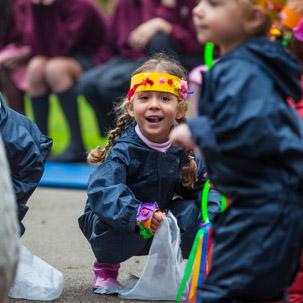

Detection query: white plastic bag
xmin=118 ymin=211 xmax=188 ymax=301
xmin=9 ymin=244 xmax=64 ymax=301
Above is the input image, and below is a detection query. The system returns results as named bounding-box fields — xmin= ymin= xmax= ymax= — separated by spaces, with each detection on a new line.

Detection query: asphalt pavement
xmin=6 ymin=187 xmax=170 ymax=303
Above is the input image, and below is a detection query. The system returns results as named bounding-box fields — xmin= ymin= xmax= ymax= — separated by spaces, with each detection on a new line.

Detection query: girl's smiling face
xmin=193 ymin=0 xmax=252 ymax=54
xmin=127 ymin=90 xmax=187 ymax=143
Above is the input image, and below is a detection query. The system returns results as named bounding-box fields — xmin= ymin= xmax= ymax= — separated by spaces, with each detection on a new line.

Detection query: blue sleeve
xmin=87 ymin=159 xmax=142 ymax=232
xmin=0 ymin=94 xmax=52 ymax=206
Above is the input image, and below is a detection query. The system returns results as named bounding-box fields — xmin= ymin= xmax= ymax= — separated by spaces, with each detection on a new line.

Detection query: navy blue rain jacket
xmin=187 ymin=37 xmax=303 ymax=302
xmin=0 ymin=93 xmax=53 ymax=235
xmin=188 ymin=37 xmax=303 ymax=199
xmin=86 ymin=122 xmax=219 ymax=233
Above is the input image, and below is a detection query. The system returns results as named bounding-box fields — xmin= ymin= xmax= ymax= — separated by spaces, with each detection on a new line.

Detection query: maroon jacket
xmin=0 ymin=0 xmax=31 ymax=49
xmin=142 ymin=0 xmax=203 ymax=55
xmin=95 ymin=0 xmax=149 ymax=65
xmin=29 ymin=0 xmax=106 ymax=57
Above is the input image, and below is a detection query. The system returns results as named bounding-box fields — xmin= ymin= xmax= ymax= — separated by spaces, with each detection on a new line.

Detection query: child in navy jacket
xmin=170 ymin=0 xmax=303 ymax=301
xmin=78 ymin=54 xmax=221 ymax=294
xmin=0 ymin=93 xmax=52 ymax=236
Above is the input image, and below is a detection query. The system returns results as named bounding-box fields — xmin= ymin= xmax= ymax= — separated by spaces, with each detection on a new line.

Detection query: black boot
xmin=49 ymin=85 xmax=86 ymax=162
xmin=31 ymin=94 xmax=50 ymax=135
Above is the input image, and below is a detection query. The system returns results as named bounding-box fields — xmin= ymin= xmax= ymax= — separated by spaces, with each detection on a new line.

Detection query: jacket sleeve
xmin=188 ymin=59 xmax=301 ymax=160
xmin=0 ymin=93 xmax=52 ymax=226
xmin=3 ymin=111 xmax=52 ymax=207
xmin=87 ymin=159 xmax=143 ymax=232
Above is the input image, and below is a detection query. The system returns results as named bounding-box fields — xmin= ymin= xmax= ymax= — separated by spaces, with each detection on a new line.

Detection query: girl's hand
xmin=170 ymin=123 xmax=196 ymax=150
xmin=150 ymin=211 xmax=165 ymax=234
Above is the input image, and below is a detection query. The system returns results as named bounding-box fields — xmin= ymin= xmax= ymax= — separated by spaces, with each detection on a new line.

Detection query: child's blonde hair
xmin=88 ymin=53 xmax=198 ymax=189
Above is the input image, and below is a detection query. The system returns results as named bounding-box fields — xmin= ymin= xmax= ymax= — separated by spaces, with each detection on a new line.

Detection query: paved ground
xmin=7 ymin=187 xmax=172 ymax=303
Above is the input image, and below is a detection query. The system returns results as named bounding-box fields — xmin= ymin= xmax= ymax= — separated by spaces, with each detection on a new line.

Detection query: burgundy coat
xmin=29 ymin=0 xmax=106 ymax=57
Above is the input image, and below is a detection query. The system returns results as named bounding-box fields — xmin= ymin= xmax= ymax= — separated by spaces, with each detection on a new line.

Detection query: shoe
xmin=48 ymin=145 xmax=86 ymax=163
xmin=92 ymin=261 xmax=122 ymax=294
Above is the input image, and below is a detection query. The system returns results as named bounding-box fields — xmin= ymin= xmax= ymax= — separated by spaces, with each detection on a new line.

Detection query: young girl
xmin=170 ymin=0 xmax=303 ymax=302
xmin=78 ymin=54 xmax=221 ymax=294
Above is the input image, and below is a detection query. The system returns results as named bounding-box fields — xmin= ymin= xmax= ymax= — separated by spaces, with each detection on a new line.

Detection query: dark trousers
xmin=78 ymin=198 xmax=202 ymax=264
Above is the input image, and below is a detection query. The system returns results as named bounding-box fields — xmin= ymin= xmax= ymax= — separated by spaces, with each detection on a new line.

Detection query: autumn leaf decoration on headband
xmin=127 ymin=77 xmax=154 ymax=101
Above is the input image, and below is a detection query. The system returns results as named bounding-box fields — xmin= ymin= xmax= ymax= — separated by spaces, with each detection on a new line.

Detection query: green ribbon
xmin=176 ymin=180 xmax=227 ymax=302
xmin=176 ymin=227 xmax=205 ymax=303
xmin=204 ymin=42 xmax=215 ymax=70
xmin=202 ymin=180 xmax=226 ymax=223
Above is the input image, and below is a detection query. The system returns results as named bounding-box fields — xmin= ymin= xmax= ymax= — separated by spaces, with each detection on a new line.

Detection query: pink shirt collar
xmin=135 ymin=124 xmax=171 ymax=153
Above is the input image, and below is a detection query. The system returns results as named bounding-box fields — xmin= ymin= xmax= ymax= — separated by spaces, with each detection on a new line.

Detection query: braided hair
xmin=88 ymin=53 xmax=198 ymax=189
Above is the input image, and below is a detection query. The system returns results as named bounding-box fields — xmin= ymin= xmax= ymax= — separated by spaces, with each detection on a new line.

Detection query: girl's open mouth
xmin=146 ymin=116 xmax=163 ymax=123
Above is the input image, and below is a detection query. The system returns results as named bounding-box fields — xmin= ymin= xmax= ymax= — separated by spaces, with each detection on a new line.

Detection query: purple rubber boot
xmin=92 ymin=261 xmax=122 ymax=294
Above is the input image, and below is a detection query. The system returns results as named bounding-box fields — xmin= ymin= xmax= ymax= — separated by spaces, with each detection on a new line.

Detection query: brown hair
xmin=88 ymin=53 xmax=198 ymax=189
xmin=272 ymin=0 xmax=303 ymax=64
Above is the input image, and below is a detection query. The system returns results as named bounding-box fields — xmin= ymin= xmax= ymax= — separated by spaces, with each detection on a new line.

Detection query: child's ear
xmin=176 ymin=101 xmax=188 ymax=120
xmin=244 ymin=5 xmax=267 ymax=34
xmin=126 ymin=101 xmax=135 ymax=118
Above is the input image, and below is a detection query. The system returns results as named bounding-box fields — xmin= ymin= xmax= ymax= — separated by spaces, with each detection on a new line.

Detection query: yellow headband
xmin=253 ymin=0 xmax=286 ymax=21
xmin=127 ymin=73 xmax=191 ymax=101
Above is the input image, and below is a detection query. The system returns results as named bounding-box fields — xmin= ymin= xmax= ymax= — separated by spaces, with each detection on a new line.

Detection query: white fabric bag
xmin=9 ymin=244 xmax=64 ymax=301
xmin=118 ymin=211 xmax=187 ymax=301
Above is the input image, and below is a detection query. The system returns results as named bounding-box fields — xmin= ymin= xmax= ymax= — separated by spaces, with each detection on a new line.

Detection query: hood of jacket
xmin=222 ymin=36 xmax=302 ymax=102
